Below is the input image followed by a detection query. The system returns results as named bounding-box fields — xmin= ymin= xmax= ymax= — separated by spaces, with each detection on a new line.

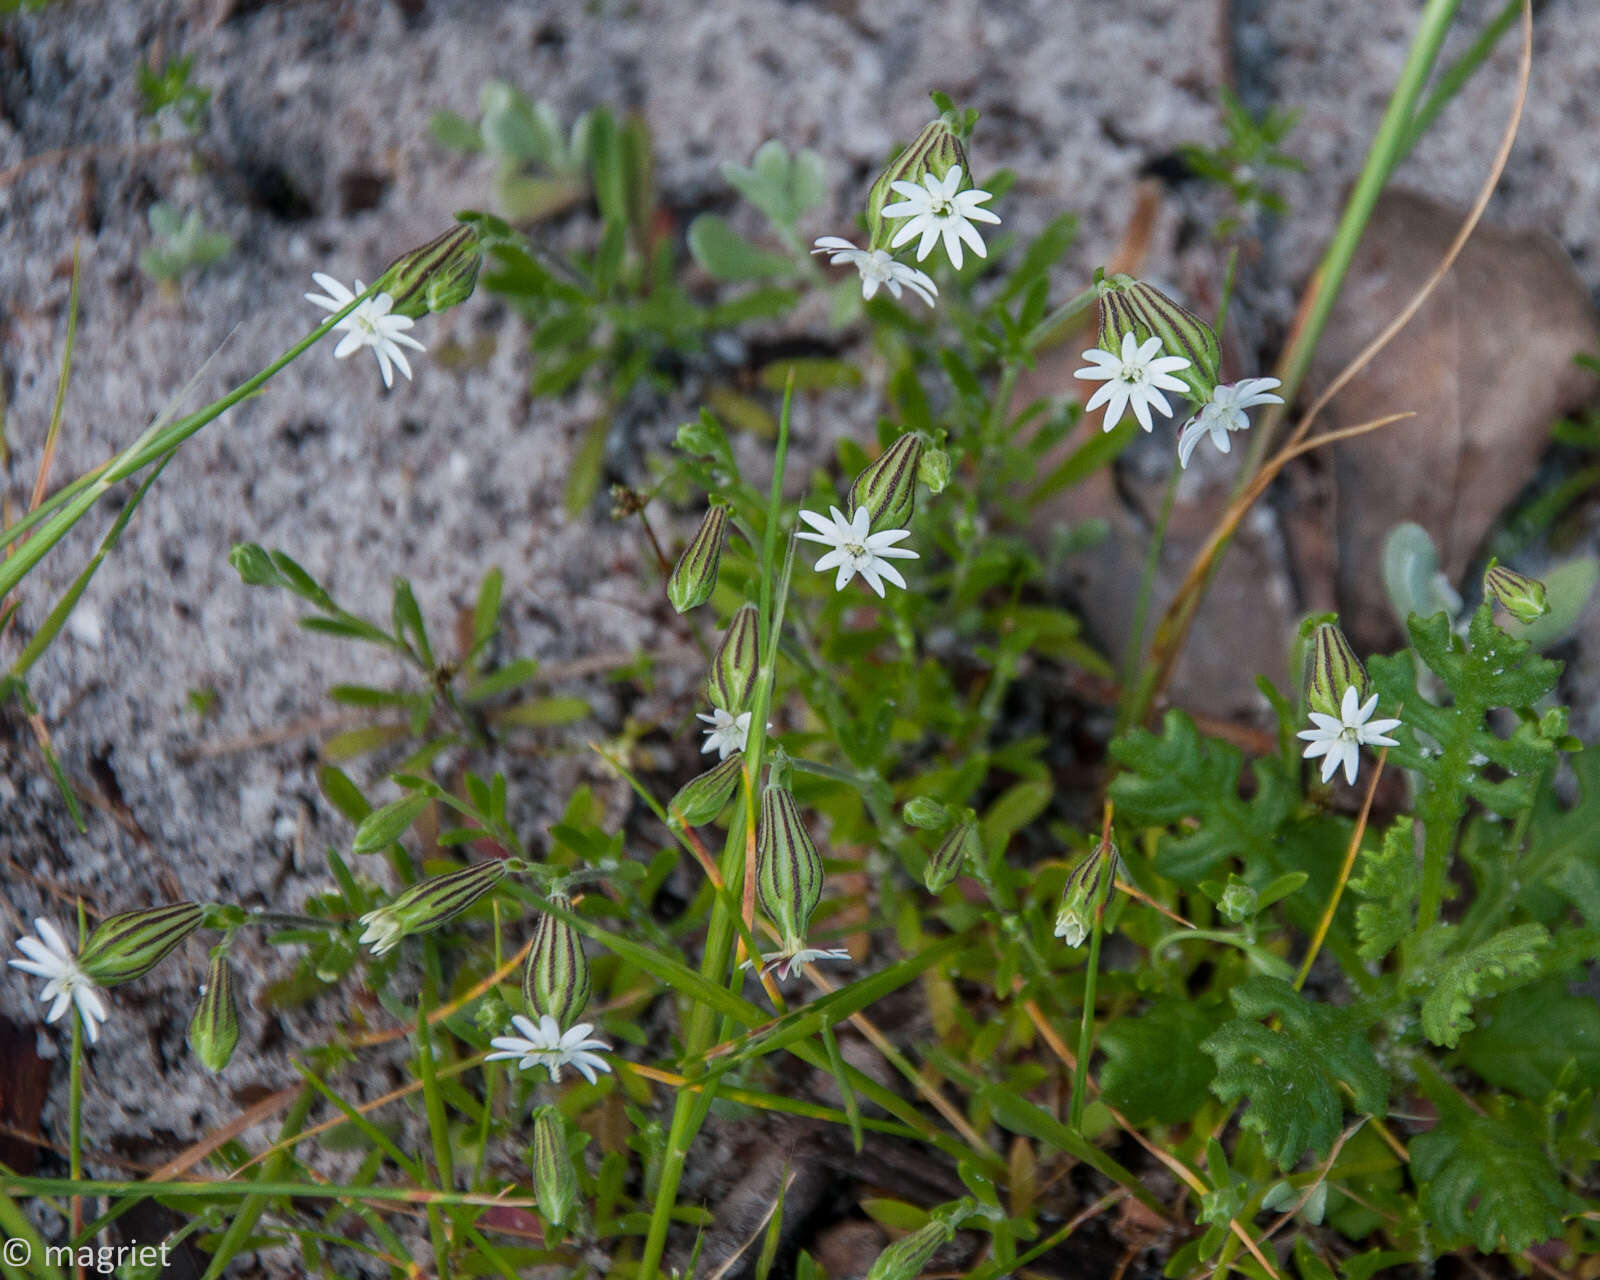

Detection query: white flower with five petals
xmin=485 ymin=1013 xmax=612 ymax=1084
xmin=811 ymin=238 xmax=937 ymax=306
xmin=795 ymin=506 xmax=918 ymax=598
xmin=9 ymin=918 xmax=109 ymax=1043
xmin=880 ymin=166 xmax=1001 ymax=270
xmin=305 ymin=273 xmax=426 ymax=389
xmin=1297 ymin=685 xmax=1403 ymax=786
xmin=697 ymin=708 xmax=752 ymax=760
xmin=1075 ymin=333 xmax=1192 ymax=432
xmin=1177 ymin=378 xmax=1285 ymax=468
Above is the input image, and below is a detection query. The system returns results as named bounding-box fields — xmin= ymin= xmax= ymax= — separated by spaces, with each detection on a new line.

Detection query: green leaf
xmin=686 ymin=215 xmax=792 ymax=281
xmin=978 ymin=778 xmax=1052 ymax=859
xmin=1098 ymin=1000 xmax=1221 ymax=1126
xmin=722 ymin=139 xmax=826 ymax=229
xmin=1348 ymin=819 xmax=1417 ymax=962
xmin=1461 ymin=977 xmax=1600 ymax=1096
xmin=1413 ymin=922 xmax=1550 ymax=1048
xmin=1410 ymin=1094 xmax=1566 ymax=1254
xmin=352 ymin=794 xmax=429 ymax=855
xmin=1201 ymin=977 xmax=1387 ymax=1170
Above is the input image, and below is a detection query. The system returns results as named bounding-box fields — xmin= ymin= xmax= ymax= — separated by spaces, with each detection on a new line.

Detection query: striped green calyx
xmin=865 ymin=115 xmax=970 ymax=251
xmin=923 ymin=810 xmax=980 ymax=893
xmin=77 ymin=901 xmax=204 ymax=986
xmin=849 ymin=432 xmax=924 ymax=532
xmin=1304 ymin=620 xmax=1370 ymax=719
xmin=373 ymin=222 xmax=482 ymax=320
xmin=1483 ymin=558 xmax=1549 ymax=624
xmin=756 ymin=775 xmax=824 ymax=952
xmin=358 ymin=861 xmax=506 ymax=955
xmin=188 ymin=948 xmax=241 ymax=1072
xmin=524 ymin=898 xmax=592 ymax=1030
xmin=865 ymin=1199 xmax=978 ymax=1280
xmin=1054 ymin=838 xmax=1119 ymax=948
xmin=531 ymin=1106 xmax=580 ymax=1228
xmin=667 ymin=505 xmax=728 ymax=614
xmin=669 ymin=752 xmax=745 ymax=827
xmin=708 ymin=603 xmax=760 ymax=713
xmin=1095 ymin=273 xmax=1220 ymax=399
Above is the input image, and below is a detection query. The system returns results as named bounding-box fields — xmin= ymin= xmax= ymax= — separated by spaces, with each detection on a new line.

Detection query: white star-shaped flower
xmin=880 ymin=166 xmax=1001 ymax=270
xmin=795 ymin=505 xmax=919 ymax=598
xmin=485 ymin=1013 xmax=613 ymax=1085
xmin=697 ymin=708 xmax=753 ymax=760
xmin=356 ymin=907 xmax=405 ymax=956
xmin=1177 ymin=378 xmax=1285 ymax=468
xmin=1075 ymin=333 xmax=1193 ymax=433
xmin=9 ymin=918 xmax=109 ymax=1044
xmin=742 ymin=945 xmax=852 ymax=982
xmin=305 ymin=273 xmax=426 ymax=389
xmin=811 ymin=237 xmax=937 ymax=306
xmin=1297 ymin=685 xmax=1403 ymax=786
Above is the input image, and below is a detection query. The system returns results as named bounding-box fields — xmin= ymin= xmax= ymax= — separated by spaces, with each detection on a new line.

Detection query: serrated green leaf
xmin=1201 ymin=977 xmax=1387 ymax=1170
xmin=1349 ymin=819 xmax=1418 ymax=962
xmin=1099 ymin=1000 xmax=1222 ymax=1125
xmin=1413 ymin=922 xmax=1550 ymax=1048
xmin=1461 ymin=977 xmax=1600 ymax=1096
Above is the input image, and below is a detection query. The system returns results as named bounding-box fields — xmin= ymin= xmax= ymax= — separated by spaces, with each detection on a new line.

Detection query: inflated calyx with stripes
xmin=524 ymin=897 xmax=593 ymax=1030
xmin=756 ymin=773 xmax=824 ymax=954
xmin=667 ymin=505 xmax=729 ymax=614
xmin=1095 ymin=273 xmax=1219 ymax=400
xmin=77 ymin=901 xmax=205 ymax=986
xmin=708 ymin=603 xmax=760 ymax=713
xmin=849 ymin=432 xmax=923 ymax=533
xmin=865 ymin=115 xmax=970 ymax=251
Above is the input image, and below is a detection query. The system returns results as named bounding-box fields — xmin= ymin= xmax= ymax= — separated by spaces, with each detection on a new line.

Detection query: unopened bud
xmin=357 ymin=861 xmax=506 ymax=956
xmin=374 ymin=222 xmax=482 ymax=320
xmin=923 ymin=812 xmax=980 ymax=893
xmin=1054 ymin=840 xmax=1119 ymax=948
xmin=1303 ymin=621 xmax=1370 ymax=720
xmin=1483 ymin=558 xmax=1549 ymax=624
xmin=667 ymin=505 xmax=728 ymax=614
xmin=867 ymin=1219 xmax=957 ymax=1280
xmin=918 ymin=447 xmax=951 ymax=495
xmin=188 ymin=949 xmax=241 ymax=1072
xmin=866 ymin=116 xmax=970 ymax=251
xmin=670 ymin=753 xmax=745 ymax=827
xmin=1218 ymin=878 xmax=1258 ymax=925
xmin=524 ymin=898 xmax=592 ymax=1030
xmin=849 ymin=433 xmax=923 ymax=532
xmin=1095 ymin=273 xmax=1220 ymax=397
xmin=531 ymin=1106 xmax=580 ymax=1228
xmin=756 ymin=780 xmax=824 ymax=951
xmin=78 ymin=902 xmax=204 ymax=986
xmin=902 ymin=796 xmax=950 ymax=830
xmin=708 ymin=603 xmax=760 ymax=713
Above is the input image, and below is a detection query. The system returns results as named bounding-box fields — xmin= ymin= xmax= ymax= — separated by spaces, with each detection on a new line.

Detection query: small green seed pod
xmin=667 ymin=505 xmax=728 ymax=614
xmin=707 ymin=603 xmax=760 ymax=713
xmin=669 ymin=753 xmax=745 ymax=827
xmin=531 ymin=1106 xmax=580 ymax=1229
xmin=188 ymin=950 xmax=241 ymax=1073
xmin=866 ymin=116 xmax=970 ymax=251
xmin=357 ymin=861 xmax=507 ymax=956
xmin=1303 ymin=621 xmax=1370 ymax=720
xmin=77 ymin=902 xmax=204 ymax=986
xmin=524 ymin=899 xmax=593 ymax=1031
xmin=902 ymin=795 xmax=951 ymax=831
xmin=373 ymin=222 xmax=483 ymax=320
xmin=917 ymin=447 xmax=951 ymax=495
xmin=756 ymin=781 xmax=824 ymax=951
xmin=923 ymin=812 xmax=980 ymax=893
xmin=1054 ymin=839 xmax=1119 ymax=948
xmin=849 ymin=433 xmax=924 ymax=533
xmin=1095 ymin=273 xmax=1220 ymax=398
xmin=1483 ymin=558 xmax=1549 ymax=624
xmin=866 ymin=1219 xmax=957 ymax=1280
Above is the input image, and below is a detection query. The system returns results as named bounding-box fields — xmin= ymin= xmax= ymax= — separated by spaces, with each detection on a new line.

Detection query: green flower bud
xmin=1483 ymin=558 xmax=1549 ymax=624
xmin=357 ymin=861 xmax=506 ymax=956
xmin=524 ymin=899 xmax=592 ymax=1030
xmin=756 ymin=780 xmax=824 ymax=952
xmin=77 ymin=902 xmax=204 ymax=986
xmin=849 ymin=433 xmax=923 ymax=533
xmin=866 ymin=116 xmax=970 ymax=251
xmin=373 ymin=222 xmax=482 ymax=320
xmin=1054 ymin=839 xmax=1119 ymax=948
xmin=669 ymin=752 xmax=745 ymax=827
xmin=667 ymin=505 xmax=728 ymax=614
xmin=708 ymin=603 xmax=760 ymax=713
xmin=531 ymin=1106 xmax=580 ymax=1228
xmin=866 ymin=1219 xmax=957 ymax=1280
xmin=902 ymin=796 xmax=951 ymax=830
xmin=923 ymin=812 xmax=980 ymax=893
xmin=1095 ymin=273 xmax=1220 ymax=397
xmin=188 ymin=949 xmax=241 ymax=1073
xmin=1218 ymin=877 xmax=1258 ymax=925
xmin=918 ymin=447 xmax=951 ymax=495
xmin=1303 ymin=621 xmax=1370 ymax=720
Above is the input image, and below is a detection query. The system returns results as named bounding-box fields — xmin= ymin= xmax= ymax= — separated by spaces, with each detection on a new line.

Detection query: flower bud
xmin=1483 ymin=558 xmax=1549 ymax=624
xmin=865 ymin=116 xmax=970 ymax=250
xmin=918 ymin=447 xmax=951 ymax=495
xmin=1054 ymin=839 xmax=1119 ymax=948
xmin=923 ymin=812 xmax=980 ymax=893
xmin=188 ymin=950 xmax=241 ymax=1072
xmin=373 ymin=222 xmax=482 ymax=320
xmin=849 ymin=433 xmax=923 ymax=533
xmin=669 ymin=753 xmax=745 ymax=827
xmin=866 ymin=1218 xmax=957 ymax=1280
xmin=1218 ymin=878 xmax=1258 ymax=925
xmin=708 ymin=603 xmax=760 ymax=713
xmin=524 ymin=899 xmax=592 ymax=1030
xmin=1096 ymin=273 xmax=1220 ymax=397
xmin=531 ymin=1106 xmax=580 ymax=1228
xmin=902 ymin=796 xmax=950 ymax=830
xmin=77 ymin=902 xmax=204 ymax=986
xmin=667 ymin=505 xmax=728 ymax=614
xmin=756 ymin=781 xmax=824 ymax=952
xmin=357 ymin=861 xmax=507 ymax=956
xmin=1303 ymin=621 xmax=1370 ymax=720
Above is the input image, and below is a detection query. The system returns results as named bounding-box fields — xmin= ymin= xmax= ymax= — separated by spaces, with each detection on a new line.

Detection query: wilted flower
xmin=811 ymin=238 xmax=937 ymax=307
xmin=1177 ymin=378 xmax=1284 ymax=468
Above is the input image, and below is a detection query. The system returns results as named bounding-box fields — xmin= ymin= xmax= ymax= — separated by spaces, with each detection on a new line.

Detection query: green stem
xmin=1022 ymin=283 xmax=1098 ymax=353
xmin=1069 ymin=905 xmax=1104 ymax=1131
xmin=200 ymin=1088 xmax=315 ymax=1280
xmin=1116 ymin=462 xmax=1182 ymax=733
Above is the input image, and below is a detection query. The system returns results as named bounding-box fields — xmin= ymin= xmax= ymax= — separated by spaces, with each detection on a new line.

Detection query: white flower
xmin=305 ymin=273 xmax=426 ymax=389
xmin=9 ymin=918 xmax=109 ymax=1044
xmin=811 ymin=237 xmax=938 ymax=306
xmin=698 ymin=708 xmax=752 ymax=760
xmin=1177 ymin=378 xmax=1285 ymax=468
xmin=485 ymin=1013 xmax=613 ymax=1085
xmin=880 ymin=166 xmax=1001 ymax=270
xmin=1075 ymin=333 xmax=1193 ymax=432
xmin=795 ymin=505 xmax=918 ymax=598
xmin=744 ymin=945 xmax=852 ymax=982
xmin=356 ymin=907 xmax=405 ymax=956
xmin=1297 ymin=685 xmax=1403 ymax=786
